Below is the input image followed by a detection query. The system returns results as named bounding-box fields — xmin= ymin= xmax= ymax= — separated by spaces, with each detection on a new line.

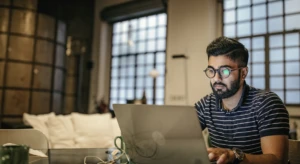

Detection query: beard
xmin=210 ymin=73 xmax=241 ymax=99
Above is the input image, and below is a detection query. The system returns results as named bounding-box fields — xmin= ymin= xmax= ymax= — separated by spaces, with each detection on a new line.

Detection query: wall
xmin=91 ymin=0 xmax=300 ymax=118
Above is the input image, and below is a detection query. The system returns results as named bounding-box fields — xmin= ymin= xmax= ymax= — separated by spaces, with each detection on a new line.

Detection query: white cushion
xmin=47 ymin=115 xmax=76 ymax=148
xmin=111 ymin=118 xmax=121 ymax=137
xmin=71 ymin=113 xmax=114 ymax=148
xmin=23 ymin=112 xmax=55 ymax=138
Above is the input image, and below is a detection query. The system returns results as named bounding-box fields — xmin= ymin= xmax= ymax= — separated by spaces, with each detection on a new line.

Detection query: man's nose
xmin=213 ymin=71 xmax=222 ymax=82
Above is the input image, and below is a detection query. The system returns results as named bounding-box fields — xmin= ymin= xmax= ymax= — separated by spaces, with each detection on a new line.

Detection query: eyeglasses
xmin=203 ymin=66 xmax=244 ymax=79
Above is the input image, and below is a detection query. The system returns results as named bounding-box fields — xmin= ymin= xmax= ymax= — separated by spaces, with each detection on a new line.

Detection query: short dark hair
xmin=206 ymin=36 xmax=249 ymax=67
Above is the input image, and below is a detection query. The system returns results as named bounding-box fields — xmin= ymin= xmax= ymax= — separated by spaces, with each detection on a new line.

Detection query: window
xmin=223 ymin=0 xmax=300 ymax=104
xmin=109 ymin=13 xmax=167 ymax=108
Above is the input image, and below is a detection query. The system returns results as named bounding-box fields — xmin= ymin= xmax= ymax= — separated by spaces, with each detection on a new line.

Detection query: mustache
xmin=213 ymin=82 xmax=226 ymax=87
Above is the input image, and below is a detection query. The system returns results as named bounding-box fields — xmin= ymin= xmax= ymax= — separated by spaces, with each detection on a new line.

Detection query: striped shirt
xmin=194 ymin=83 xmax=289 ymax=154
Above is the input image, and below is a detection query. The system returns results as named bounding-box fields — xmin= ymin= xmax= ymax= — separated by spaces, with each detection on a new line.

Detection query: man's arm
xmin=207 ymin=135 xmax=289 ymax=164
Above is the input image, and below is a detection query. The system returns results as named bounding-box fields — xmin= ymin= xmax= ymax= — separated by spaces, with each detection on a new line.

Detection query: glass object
xmin=285 ymin=0 xmax=300 ymax=14
xmin=238 ymin=38 xmax=250 ymax=49
xmin=252 ymin=64 xmax=265 ymax=76
xmin=286 ymin=76 xmax=300 ymax=89
xmin=224 ymin=10 xmax=236 ymax=24
xmin=158 ymin=13 xmax=167 ymax=26
xmin=285 ymin=33 xmax=299 ymax=47
xmin=253 ymin=0 xmax=266 ymax=4
xmin=204 ymin=67 xmax=244 ymax=79
xmin=268 ymin=1 xmax=282 ymax=17
xmin=285 ymin=48 xmax=299 ymax=61
xmin=252 ymin=50 xmax=265 ymax=62
xmin=270 ymin=77 xmax=284 ymax=89
xmin=237 ymin=0 xmax=250 ymax=7
xmin=237 ymin=22 xmax=251 ymax=37
xmin=285 ymin=62 xmax=299 ymax=75
xmin=269 ymin=49 xmax=283 ymax=62
xmin=156 ymin=52 xmax=165 ymax=63
xmin=252 ymin=77 xmax=265 ymax=89
xmin=146 ymin=53 xmax=154 ymax=64
xmin=157 ymin=39 xmax=166 ymax=51
xmin=147 ymin=28 xmax=156 ymax=40
xmin=270 ymin=63 xmax=284 ymax=75
xmin=253 ymin=19 xmax=266 ymax=35
xmin=139 ymin=17 xmax=147 ymax=29
xmin=252 ymin=37 xmax=265 ymax=49
xmin=224 ymin=24 xmax=236 ymax=38
xmin=268 ymin=17 xmax=283 ymax=33
xmin=286 ymin=91 xmax=300 ymax=104
xmin=148 ymin=15 xmax=157 ymax=27
xmin=147 ymin=40 xmax=156 ymax=52
xmin=285 ymin=14 xmax=300 ymax=31
xmin=253 ymin=4 xmax=266 ymax=19
xmin=224 ymin=0 xmax=236 ymax=10
xmin=269 ymin=34 xmax=283 ymax=48
xmin=238 ymin=7 xmax=250 ymax=21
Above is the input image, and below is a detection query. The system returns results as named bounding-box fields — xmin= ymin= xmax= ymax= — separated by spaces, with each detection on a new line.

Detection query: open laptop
xmin=113 ymin=104 xmax=211 ymax=164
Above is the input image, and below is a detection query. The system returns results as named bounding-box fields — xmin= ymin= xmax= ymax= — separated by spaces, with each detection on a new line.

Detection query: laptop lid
xmin=113 ymin=104 xmax=211 ymax=164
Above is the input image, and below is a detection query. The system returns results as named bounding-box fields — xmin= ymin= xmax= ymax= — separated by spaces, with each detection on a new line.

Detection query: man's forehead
xmin=208 ymin=56 xmax=238 ymax=68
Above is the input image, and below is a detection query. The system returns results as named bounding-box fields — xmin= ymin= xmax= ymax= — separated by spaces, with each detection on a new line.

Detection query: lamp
xmin=149 ymin=69 xmax=159 ymax=104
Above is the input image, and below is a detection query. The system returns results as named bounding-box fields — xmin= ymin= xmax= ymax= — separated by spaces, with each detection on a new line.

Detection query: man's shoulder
xmin=248 ymin=86 xmax=284 ymax=105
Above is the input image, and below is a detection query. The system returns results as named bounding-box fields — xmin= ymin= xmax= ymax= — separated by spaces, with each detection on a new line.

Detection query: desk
xmin=29 ymin=148 xmax=113 ymax=164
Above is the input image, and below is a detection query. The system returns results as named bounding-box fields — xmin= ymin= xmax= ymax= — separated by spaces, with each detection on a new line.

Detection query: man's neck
xmin=222 ymin=83 xmax=244 ymax=111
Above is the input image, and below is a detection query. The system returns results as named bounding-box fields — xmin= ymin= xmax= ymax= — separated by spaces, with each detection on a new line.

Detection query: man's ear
xmin=242 ymin=67 xmax=248 ymax=79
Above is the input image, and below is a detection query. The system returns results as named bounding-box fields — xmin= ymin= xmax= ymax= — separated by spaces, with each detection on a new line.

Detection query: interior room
xmin=0 ymin=0 xmax=300 ymax=160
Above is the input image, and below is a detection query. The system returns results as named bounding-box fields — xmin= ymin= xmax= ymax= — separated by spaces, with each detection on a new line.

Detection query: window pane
xmin=158 ymin=13 xmax=167 ymax=26
xmin=136 ymin=66 xmax=145 ymax=76
xmin=137 ymin=54 xmax=145 ymax=65
xmin=156 ymin=64 xmax=165 ymax=76
xmin=127 ymin=55 xmax=135 ymax=65
xmin=286 ymin=76 xmax=300 ymax=89
xmin=146 ymin=65 xmax=154 ymax=76
xmin=156 ymin=76 xmax=165 ymax=87
xmin=130 ymin=19 xmax=138 ymax=30
xmin=145 ymin=77 xmax=153 ymax=87
xmin=237 ymin=0 xmax=250 ymax=7
xmin=147 ymin=28 xmax=156 ymax=40
xmin=157 ymin=27 xmax=166 ymax=38
xmin=252 ymin=64 xmax=265 ymax=76
xmin=121 ymin=33 xmax=128 ymax=44
xmin=120 ymin=67 xmax=127 ymax=77
xmin=253 ymin=4 xmax=266 ymax=19
xmin=273 ymin=91 xmax=284 ymax=102
xmin=224 ymin=0 xmax=236 ymax=10
xmin=119 ymin=89 xmax=126 ymax=99
xmin=269 ymin=49 xmax=283 ymax=62
xmin=127 ymin=78 xmax=134 ymax=88
xmin=224 ymin=24 xmax=236 ymax=38
xmin=113 ymin=22 xmax=121 ymax=34
xmin=127 ymin=66 xmax=135 ymax=77
xmin=146 ymin=88 xmax=153 ymax=99
xmin=120 ymin=56 xmax=127 ymax=66
xmin=252 ymin=37 xmax=265 ymax=49
xmin=285 ymin=14 xmax=300 ymax=31
xmin=137 ymin=42 xmax=146 ymax=53
xmin=286 ymin=48 xmax=300 ymax=61
xmin=122 ymin=21 xmax=129 ymax=33
xmin=135 ymin=89 xmax=143 ymax=99
xmin=127 ymin=89 xmax=134 ymax=99
xmin=270 ymin=63 xmax=283 ymax=75
xmin=238 ymin=38 xmax=251 ymax=49
xmin=156 ymin=88 xmax=164 ymax=99
xmin=148 ymin=15 xmax=157 ymax=28
xmin=139 ymin=17 xmax=147 ymax=29
xmin=268 ymin=17 xmax=283 ymax=33
xmin=253 ymin=19 xmax=266 ymax=35
xmin=111 ymin=58 xmax=119 ymax=67
xmin=238 ymin=7 xmax=250 ymax=21
xmin=269 ymin=34 xmax=283 ymax=48
xmin=224 ymin=10 xmax=236 ymax=23
xmin=157 ymin=39 xmax=166 ymax=51
xmin=147 ymin=40 xmax=156 ymax=52
xmin=285 ymin=33 xmax=299 ymax=47
xmin=113 ymin=34 xmax=120 ymax=45
xmin=270 ymin=77 xmax=284 ymax=89
xmin=138 ymin=30 xmax=146 ymax=41
xmin=110 ymin=89 xmax=118 ymax=98
xmin=111 ymin=68 xmax=118 ymax=77
xmin=237 ymin=22 xmax=251 ymax=37
xmin=110 ymin=78 xmax=118 ymax=88
xmin=120 ymin=78 xmax=126 ymax=87
xmin=286 ymin=62 xmax=299 ymax=75
xmin=156 ymin=99 xmax=164 ymax=105
xmin=252 ymin=50 xmax=265 ymax=62
xmin=136 ymin=77 xmax=144 ymax=88
xmin=120 ymin=44 xmax=127 ymax=54
xmin=112 ymin=46 xmax=119 ymax=56
xmin=110 ymin=99 xmax=118 ymax=109
xmin=285 ymin=0 xmax=300 ymax=14
xmin=286 ymin=91 xmax=300 ymax=104
xmin=253 ymin=0 xmax=266 ymax=4
xmin=268 ymin=1 xmax=283 ymax=17
xmin=146 ymin=53 xmax=154 ymax=64
xmin=156 ymin=52 xmax=165 ymax=63
xmin=253 ymin=77 xmax=265 ymax=89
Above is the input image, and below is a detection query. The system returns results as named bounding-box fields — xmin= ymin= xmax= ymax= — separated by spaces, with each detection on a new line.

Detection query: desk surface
xmin=29 ymin=148 xmax=113 ymax=164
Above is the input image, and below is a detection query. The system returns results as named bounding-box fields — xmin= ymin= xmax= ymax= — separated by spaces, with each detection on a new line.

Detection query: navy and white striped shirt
xmin=195 ymin=83 xmax=289 ymax=154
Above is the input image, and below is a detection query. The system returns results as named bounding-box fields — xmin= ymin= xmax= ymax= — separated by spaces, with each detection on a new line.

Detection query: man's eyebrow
xmin=207 ymin=65 xmax=233 ymax=69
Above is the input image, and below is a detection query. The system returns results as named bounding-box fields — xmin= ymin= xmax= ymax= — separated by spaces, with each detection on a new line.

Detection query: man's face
xmin=207 ymin=56 xmax=243 ymax=99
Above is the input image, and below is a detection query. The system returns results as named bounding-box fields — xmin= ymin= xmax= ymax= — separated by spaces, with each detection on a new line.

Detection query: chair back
xmin=0 ymin=129 xmax=49 ymax=154
xmin=289 ymin=139 xmax=300 ymax=164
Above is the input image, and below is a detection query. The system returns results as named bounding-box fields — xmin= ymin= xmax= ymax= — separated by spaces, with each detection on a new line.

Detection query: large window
xmin=109 ymin=13 xmax=167 ymax=108
xmin=223 ymin=0 xmax=300 ymax=104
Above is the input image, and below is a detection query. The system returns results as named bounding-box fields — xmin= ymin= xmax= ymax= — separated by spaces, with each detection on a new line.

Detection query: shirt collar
xmin=215 ymin=81 xmax=249 ymax=112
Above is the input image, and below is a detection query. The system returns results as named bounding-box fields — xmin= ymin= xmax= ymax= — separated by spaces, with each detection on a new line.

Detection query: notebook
xmin=113 ymin=104 xmax=211 ymax=164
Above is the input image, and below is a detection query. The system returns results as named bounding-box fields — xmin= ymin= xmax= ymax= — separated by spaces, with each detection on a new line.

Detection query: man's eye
xmin=222 ymin=69 xmax=230 ymax=75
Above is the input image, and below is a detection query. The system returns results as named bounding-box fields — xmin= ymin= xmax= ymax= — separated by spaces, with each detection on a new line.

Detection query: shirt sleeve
xmin=194 ymin=97 xmax=207 ymax=131
xmin=257 ymin=92 xmax=290 ymax=137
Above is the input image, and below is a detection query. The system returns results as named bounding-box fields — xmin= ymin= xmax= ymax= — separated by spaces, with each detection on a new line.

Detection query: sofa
xmin=22 ymin=112 xmax=121 ymax=149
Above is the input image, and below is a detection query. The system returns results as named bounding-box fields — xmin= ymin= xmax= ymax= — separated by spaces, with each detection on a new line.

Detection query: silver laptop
xmin=113 ymin=104 xmax=211 ymax=164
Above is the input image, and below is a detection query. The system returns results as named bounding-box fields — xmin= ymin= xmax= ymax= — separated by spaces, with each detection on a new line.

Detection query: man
xmin=195 ymin=37 xmax=290 ymax=164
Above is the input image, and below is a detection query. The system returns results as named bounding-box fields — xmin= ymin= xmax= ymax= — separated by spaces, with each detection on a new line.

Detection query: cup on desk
xmin=0 ymin=145 xmax=29 ymax=164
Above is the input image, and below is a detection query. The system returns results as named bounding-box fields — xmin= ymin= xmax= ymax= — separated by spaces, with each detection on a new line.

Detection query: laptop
xmin=113 ymin=104 xmax=211 ymax=164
